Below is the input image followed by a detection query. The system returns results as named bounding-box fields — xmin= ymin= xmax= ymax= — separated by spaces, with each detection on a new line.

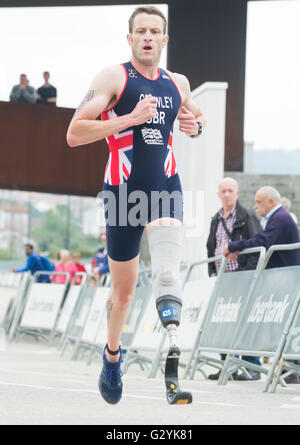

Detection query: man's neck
xmin=222 ymin=204 xmax=235 ymax=218
xmin=130 ymin=57 xmax=159 ymax=80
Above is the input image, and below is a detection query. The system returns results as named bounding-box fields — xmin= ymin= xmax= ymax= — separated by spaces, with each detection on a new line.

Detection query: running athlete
xmin=67 ymin=6 xmax=206 ymax=405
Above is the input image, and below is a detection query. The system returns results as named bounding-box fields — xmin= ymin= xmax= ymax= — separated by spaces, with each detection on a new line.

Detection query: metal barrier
xmin=13 ymin=271 xmax=69 ymax=343
xmin=0 ymin=272 xmax=30 ymax=329
xmin=72 ymin=285 xmax=111 ymax=361
xmin=218 ymin=243 xmax=300 ymax=387
xmin=182 ymin=243 xmax=300 ymax=389
xmin=184 ymin=247 xmax=266 ymax=380
xmin=48 ymin=272 xmax=88 ymax=344
xmin=59 ymin=276 xmax=100 ymax=356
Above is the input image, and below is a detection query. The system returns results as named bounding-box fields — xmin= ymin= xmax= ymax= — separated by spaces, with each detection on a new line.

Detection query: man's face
xmin=254 ymin=193 xmax=273 ymax=217
xmin=20 ymin=74 xmax=27 ymax=85
xmin=127 ymin=13 xmax=168 ymax=66
xmin=44 ymin=72 xmax=50 ymax=82
xmin=24 ymin=245 xmax=32 ymax=256
xmin=218 ymin=181 xmax=239 ymax=209
xmin=73 ymin=254 xmax=80 ymax=264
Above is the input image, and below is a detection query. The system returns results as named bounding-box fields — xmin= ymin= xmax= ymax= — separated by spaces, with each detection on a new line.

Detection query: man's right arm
xmin=16 ymin=256 xmax=33 ymax=273
xmin=10 ymin=86 xmax=21 ymax=102
xmin=67 ymin=65 xmax=157 ymax=147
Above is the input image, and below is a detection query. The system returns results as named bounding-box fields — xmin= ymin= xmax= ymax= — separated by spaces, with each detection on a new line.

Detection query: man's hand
xmin=12 ymin=268 xmax=16 ymax=273
xmin=223 ymin=245 xmax=239 ymax=261
xmin=177 ymin=106 xmax=206 ymax=137
xmin=130 ymin=95 xmax=157 ymax=126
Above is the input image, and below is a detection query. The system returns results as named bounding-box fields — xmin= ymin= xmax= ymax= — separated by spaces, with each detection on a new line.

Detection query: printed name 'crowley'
xmin=211 ymin=297 xmax=242 ymax=323
xmin=139 ymin=94 xmax=174 ymax=109
xmin=247 ymin=294 xmax=290 ymax=324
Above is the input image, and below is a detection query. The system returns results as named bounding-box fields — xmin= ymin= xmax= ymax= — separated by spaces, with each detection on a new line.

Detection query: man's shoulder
xmin=91 ymin=64 xmax=126 ymax=92
xmin=165 ymin=70 xmax=189 ymax=88
xmin=236 ymin=201 xmax=257 ymax=218
xmin=270 ymin=206 xmax=292 ymax=223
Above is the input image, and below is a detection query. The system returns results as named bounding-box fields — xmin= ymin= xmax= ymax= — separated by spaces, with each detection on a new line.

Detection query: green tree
xmin=31 ymin=204 xmax=98 ymax=259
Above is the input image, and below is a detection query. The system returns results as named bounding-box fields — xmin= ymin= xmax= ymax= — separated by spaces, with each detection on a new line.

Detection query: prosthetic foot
xmin=148 ymin=226 xmax=192 ymax=405
xmin=157 ymin=296 xmax=193 ymax=405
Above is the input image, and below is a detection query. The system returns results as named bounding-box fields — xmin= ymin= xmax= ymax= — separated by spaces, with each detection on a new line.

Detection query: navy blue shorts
xmin=103 ymin=172 xmax=183 ymax=261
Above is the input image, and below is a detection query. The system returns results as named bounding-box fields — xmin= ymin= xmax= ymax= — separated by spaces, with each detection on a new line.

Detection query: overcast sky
xmin=0 ymin=1 xmax=299 ymax=151
xmin=0 ymin=4 xmax=168 ymax=108
xmin=244 ymin=0 xmax=300 ymax=151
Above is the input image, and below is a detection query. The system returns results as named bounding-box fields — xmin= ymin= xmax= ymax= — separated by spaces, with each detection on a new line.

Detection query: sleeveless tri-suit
xmin=101 ymin=61 xmax=183 ymax=261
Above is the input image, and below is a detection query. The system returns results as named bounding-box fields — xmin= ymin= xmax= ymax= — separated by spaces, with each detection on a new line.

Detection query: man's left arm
xmin=172 ymin=73 xmax=206 ymax=137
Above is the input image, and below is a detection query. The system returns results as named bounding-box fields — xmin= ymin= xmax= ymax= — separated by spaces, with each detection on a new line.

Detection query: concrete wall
xmin=227 ymin=172 xmax=300 ymax=227
xmin=174 ymin=82 xmax=228 ymax=263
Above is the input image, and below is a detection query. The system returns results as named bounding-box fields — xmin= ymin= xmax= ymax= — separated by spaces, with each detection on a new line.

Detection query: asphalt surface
xmin=1 ymin=336 xmax=300 ymax=426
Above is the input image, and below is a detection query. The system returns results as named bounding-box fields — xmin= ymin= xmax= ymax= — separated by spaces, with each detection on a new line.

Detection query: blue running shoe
xmin=99 ymin=346 xmax=123 ymax=405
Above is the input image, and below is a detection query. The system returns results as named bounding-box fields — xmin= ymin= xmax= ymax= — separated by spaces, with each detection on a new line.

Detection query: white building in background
xmin=82 ymin=202 xmax=103 ymax=238
xmin=0 ymin=204 xmax=29 ymax=255
xmin=0 ymin=204 xmax=29 ymax=234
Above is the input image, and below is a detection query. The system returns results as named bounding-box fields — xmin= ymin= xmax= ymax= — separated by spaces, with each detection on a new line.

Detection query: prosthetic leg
xmin=148 ymin=226 xmax=193 ymax=405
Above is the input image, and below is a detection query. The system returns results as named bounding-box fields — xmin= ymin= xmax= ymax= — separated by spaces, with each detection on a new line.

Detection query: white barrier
xmin=19 ymin=283 xmax=66 ymax=334
xmin=81 ymin=287 xmax=110 ymax=345
xmin=0 ymin=272 xmax=29 ymax=328
xmin=15 ymin=271 xmax=69 ymax=343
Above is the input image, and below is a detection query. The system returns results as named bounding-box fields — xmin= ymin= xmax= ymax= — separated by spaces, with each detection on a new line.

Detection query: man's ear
xmin=162 ymin=35 xmax=169 ymax=48
xmin=127 ymin=34 xmax=132 ymax=46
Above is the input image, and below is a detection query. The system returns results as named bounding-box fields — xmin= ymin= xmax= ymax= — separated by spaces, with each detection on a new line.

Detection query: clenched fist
xmin=130 ymin=95 xmax=157 ymax=126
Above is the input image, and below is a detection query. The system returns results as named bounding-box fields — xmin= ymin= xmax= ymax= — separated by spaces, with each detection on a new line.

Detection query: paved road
xmin=1 ymin=337 xmax=300 ymax=425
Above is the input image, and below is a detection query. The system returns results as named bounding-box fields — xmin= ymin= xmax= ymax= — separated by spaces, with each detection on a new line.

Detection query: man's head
xmin=72 ymin=252 xmax=81 ymax=264
xmin=254 ymin=186 xmax=281 ymax=218
xmin=24 ymin=243 xmax=34 ymax=256
xmin=218 ymin=177 xmax=239 ymax=210
xmin=20 ymin=74 xmax=28 ymax=85
xmin=60 ymin=249 xmax=70 ymax=262
xmin=281 ymin=197 xmax=291 ymax=212
xmin=127 ymin=6 xmax=168 ymax=66
xmin=43 ymin=71 xmax=50 ymax=82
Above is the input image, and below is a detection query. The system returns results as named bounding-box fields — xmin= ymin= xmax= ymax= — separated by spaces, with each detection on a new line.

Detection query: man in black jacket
xmin=206 ymin=177 xmax=262 ymax=380
xmin=207 ymin=177 xmax=262 ymax=277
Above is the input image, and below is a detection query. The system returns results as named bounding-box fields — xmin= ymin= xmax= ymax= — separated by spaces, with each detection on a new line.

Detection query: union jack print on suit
xmin=102 ymin=109 xmax=133 ymax=185
xmin=164 ymin=131 xmax=177 ymax=178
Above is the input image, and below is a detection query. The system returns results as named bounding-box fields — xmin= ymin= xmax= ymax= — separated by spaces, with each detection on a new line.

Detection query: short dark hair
xmin=24 ymin=243 xmax=34 ymax=250
xmin=128 ymin=6 xmax=167 ymax=34
xmin=43 ymin=71 xmax=50 ymax=75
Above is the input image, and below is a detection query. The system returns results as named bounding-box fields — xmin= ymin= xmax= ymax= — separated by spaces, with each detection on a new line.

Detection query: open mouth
xmin=143 ymin=45 xmax=153 ymax=51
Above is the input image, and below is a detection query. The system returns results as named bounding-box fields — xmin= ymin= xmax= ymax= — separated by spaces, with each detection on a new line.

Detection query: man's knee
xmin=113 ymin=286 xmax=135 ymax=308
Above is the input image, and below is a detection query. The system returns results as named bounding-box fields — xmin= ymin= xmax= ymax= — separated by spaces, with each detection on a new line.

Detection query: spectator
xmin=281 ymin=197 xmax=298 ymax=225
xmin=93 ymin=227 xmax=110 ymax=281
xmin=12 ymin=243 xmax=48 ymax=282
xmin=37 ymin=71 xmax=57 ymax=105
xmin=52 ymin=249 xmax=77 ymax=285
xmin=206 ymin=177 xmax=262 ymax=381
xmin=224 ymin=186 xmax=300 ymax=269
xmin=72 ymin=252 xmax=87 ymax=284
xmin=207 ymin=177 xmax=262 ymax=277
xmin=9 ymin=74 xmax=36 ymax=103
xmin=91 ymin=247 xmax=105 ymax=269
xmin=224 ymin=186 xmax=300 ymax=384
